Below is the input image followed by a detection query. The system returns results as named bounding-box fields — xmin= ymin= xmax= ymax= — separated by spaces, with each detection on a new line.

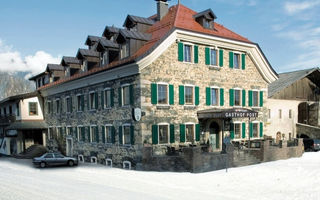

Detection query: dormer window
xmin=101 ymin=52 xmax=108 ymax=66
xmin=120 ymin=42 xmax=130 ymax=59
xmin=194 ymin=9 xmax=217 ymax=30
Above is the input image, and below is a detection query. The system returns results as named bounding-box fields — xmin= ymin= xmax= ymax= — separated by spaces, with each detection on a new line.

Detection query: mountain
xmin=0 ymin=72 xmax=35 ymax=101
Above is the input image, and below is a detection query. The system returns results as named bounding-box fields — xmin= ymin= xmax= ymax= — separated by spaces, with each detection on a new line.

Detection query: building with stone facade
xmin=30 ymin=0 xmax=280 ymax=169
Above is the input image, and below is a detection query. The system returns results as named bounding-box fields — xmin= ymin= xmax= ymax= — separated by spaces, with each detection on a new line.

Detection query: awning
xmin=5 ymin=121 xmax=48 ymax=131
xmin=197 ymin=108 xmax=258 ymax=119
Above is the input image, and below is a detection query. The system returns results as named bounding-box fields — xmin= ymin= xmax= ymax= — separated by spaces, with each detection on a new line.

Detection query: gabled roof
xmin=102 ymin=26 xmax=122 ymax=39
xmin=193 ymin=9 xmax=217 ymax=20
xmin=0 ymin=92 xmax=38 ymax=104
xmin=61 ymin=56 xmax=81 ymax=66
xmin=29 ymin=71 xmax=47 ymax=81
xmin=46 ymin=64 xmax=64 ymax=72
xmin=85 ymin=35 xmax=103 ymax=46
xmin=123 ymin=15 xmax=155 ymax=27
xmin=96 ymin=38 xmax=119 ymax=52
xmin=117 ymin=29 xmax=152 ymax=42
xmin=268 ymin=68 xmax=320 ymax=97
xmin=76 ymin=49 xmax=99 ymax=59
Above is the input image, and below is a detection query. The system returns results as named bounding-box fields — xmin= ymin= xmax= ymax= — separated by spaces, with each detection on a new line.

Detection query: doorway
xmin=209 ymin=121 xmax=220 ymax=151
xmin=66 ymin=138 xmax=73 ymax=157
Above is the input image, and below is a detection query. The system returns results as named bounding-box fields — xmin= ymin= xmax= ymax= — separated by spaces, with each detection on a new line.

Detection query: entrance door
xmin=209 ymin=122 xmax=220 ymax=151
xmin=66 ymin=138 xmax=73 ymax=157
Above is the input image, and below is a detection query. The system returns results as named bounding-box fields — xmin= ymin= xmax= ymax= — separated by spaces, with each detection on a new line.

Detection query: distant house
xmin=266 ymin=68 xmax=320 ymax=140
xmin=0 ymin=92 xmax=47 ymax=155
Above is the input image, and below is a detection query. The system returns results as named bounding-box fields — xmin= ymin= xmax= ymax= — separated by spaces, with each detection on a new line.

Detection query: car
xmin=33 ymin=152 xmax=78 ymax=168
xmin=303 ymin=138 xmax=320 ymax=152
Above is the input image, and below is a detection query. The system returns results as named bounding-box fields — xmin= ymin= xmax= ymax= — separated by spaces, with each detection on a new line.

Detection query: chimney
xmin=156 ymin=0 xmax=169 ymax=21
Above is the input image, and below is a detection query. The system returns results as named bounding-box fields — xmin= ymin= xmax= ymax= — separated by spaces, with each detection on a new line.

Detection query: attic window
xmin=204 ymin=20 xmax=212 ymax=29
xmin=194 ymin=9 xmax=217 ymax=30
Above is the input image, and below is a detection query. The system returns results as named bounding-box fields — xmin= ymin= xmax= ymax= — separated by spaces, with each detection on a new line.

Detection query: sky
xmin=0 ymin=0 xmax=319 ymax=79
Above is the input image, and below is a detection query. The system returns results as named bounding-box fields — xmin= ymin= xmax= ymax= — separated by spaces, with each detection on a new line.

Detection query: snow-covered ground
xmin=0 ymin=152 xmax=319 ymax=200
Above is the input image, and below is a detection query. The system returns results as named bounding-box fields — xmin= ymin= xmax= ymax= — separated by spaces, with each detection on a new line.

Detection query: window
xmin=234 ymin=89 xmax=241 ymax=106
xmin=67 ymin=127 xmax=72 ymax=136
xmin=16 ymin=103 xmax=19 ymax=116
xmin=4 ymin=107 xmax=6 ymax=116
xmin=122 ymin=85 xmax=130 ymax=106
xmin=105 ymin=126 xmax=112 ymax=144
xmin=123 ymin=125 xmax=131 ymax=145
xmin=29 ymin=102 xmax=38 ymax=116
xmin=210 ymin=49 xmax=217 ymax=66
xmin=234 ymin=53 xmax=240 ymax=69
xmin=185 ymin=86 xmax=194 ymax=105
xmin=268 ymin=109 xmax=271 ymax=119
xmin=279 ymin=109 xmax=282 ymax=119
xmin=82 ymin=60 xmax=87 ymax=71
xmin=101 ymin=52 xmax=108 ymax=66
xmin=104 ymin=89 xmax=112 ymax=108
xmin=158 ymin=84 xmax=168 ymax=104
xmin=120 ymin=42 xmax=129 ymax=59
xmin=184 ymin=44 xmax=192 ymax=62
xmin=77 ymin=126 xmax=85 ymax=142
xmin=158 ymin=124 xmax=169 ymax=144
xmin=289 ymin=109 xmax=292 ymax=119
xmin=252 ymin=91 xmax=259 ymax=107
xmin=89 ymin=92 xmax=96 ymax=110
xmin=90 ymin=126 xmax=98 ymax=143
xmin=186 ymin=124 xmax=195 ymax=142
xmin=234 ymin=123 xmax=241 ymax=139
xmin=204 ymin=20 xmax=211 ymax=29
xmin=48 ymin=127 xmax=54 ymax=140
xmin=9 ymin=106 xmax=12 ymax=115
xmin=54 ymin=153 xmax=64 ymax=158
xmin=45 ymin=153 xmax=54 ymax=159
xmin=47 ymin=101 xmax=52 ymax=114
xmin=56 ymin=99 xmax=60 ymax=114
xmin=77 ymin=95 xmax=84 ymax=111
xmin=66 ymin=97 xmax=71 ymax=113
xmin=252 ymin=123 xmax=259 ymax=138
xmin=211 ymin=88 xmax=219 ymax=106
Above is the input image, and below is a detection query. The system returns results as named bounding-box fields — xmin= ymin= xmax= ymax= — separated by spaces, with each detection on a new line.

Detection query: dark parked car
xmin=303 ymin=138 xmax=320 ymax=152
xmin=33 ymin=153 xmax=78 ymax=168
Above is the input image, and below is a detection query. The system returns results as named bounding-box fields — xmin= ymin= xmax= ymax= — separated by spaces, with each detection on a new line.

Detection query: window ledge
xmin=156 ymin=105 xmax=170 ymax=110
xmin=208 ymin=66 xmax=221 ymax=70
xmin=184 ymin=105 xmax=196 ymax=110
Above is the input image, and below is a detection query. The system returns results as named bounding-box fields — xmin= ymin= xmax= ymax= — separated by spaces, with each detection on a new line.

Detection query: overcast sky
xmin=0 ymin=0 xmax=319 ymax=78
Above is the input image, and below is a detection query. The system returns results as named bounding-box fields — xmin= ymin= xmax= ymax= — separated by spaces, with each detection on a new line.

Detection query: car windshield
xmin=54 ymin=153 xmax=64 ymax=158
xmin=44 ymin=153 xmax=54 ymax=158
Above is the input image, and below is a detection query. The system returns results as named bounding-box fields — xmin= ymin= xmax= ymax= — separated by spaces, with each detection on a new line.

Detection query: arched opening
xmin=297 ymin=133 xmax=310 ymax=138
xmin=209 ymin=122 xmax=220 ymax=151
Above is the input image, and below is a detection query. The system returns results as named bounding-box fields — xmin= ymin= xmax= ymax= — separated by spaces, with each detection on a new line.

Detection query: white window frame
xmin=251 ymin=89 xmax=260 ymax=108
xmin=77 ymin=125 xmax=83 ymax=142
xmin=66 ymin=125 xmax=72 ymax=136
xmin=56 ymin=126 xmax=62 ymax=139
xmin=78 ymin=155 xmax=84 ymax=163
xmin=210 ymin=86 xmax=220 ymax=107
xmin=90 ymin=156 xmax=97 ymax=164
xmin=233 ymin=121 xmax=242 ymax=140
xmin=65 ymin=96 xmax=71 ymax=114
xmin=47 ymin=100 xmax=52 ymax=114
xmin=184 ymin=84 xmax=195 ymax=106
xmin=121 ymin=84 xmax=131 ymax=107
xmin=182 ymin=42 xmax=194 ymax=63
xmin=104 ymin=88 xmax=112 ymax=109
xmin=76 ymin=94 xmax=83 ymax=112
xmin=122 ymin=123 xmax=131 ymax=146
xmin=251 ymin=121 xmax=260 ymax=139
xmin=157 ymin=82 xmax=169 ymax=105
xmin=185 ymin=122 xmax=196 ymax=143
xmin=104 ymin=124 xmax=113 ymax=144
xmin=233 ymin=88 xmax=242 ymax=107
xmin=28 ymin=101 xmax=38 ymax=116
xmin=158 ymin=123 xmax=170 ymax=145
xmin=89 ymin=91 xmax=96 ymax=111
xmin=90 ymin=125 xmax=97 ymax=143
xmin=233 ymin=51 xmax=242 ymax=70
xmin=209 ymin=47 xmax=219 ymax=67
xmin=48 ymin=126 xmax=54 ymax=140
xmin=55 ymin=98 xmax=60 ymax=114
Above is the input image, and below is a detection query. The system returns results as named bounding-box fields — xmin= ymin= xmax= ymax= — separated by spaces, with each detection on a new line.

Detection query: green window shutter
xmin=111 ymin=127 xmax=115 ymax=144
xmin=178 ymin=42 xmax=184 ymax=62
xmin=206 ymin=87 xmax=211 ymax=106
xmin=242 ymin=122 xmax=246 ymax=139
xmin=229 ymin=89 xmax=234 ymax=106
xmin=195 ymin=124 xmax=200 ymax=141
xmin=180 ymin=124 xmax=186 ymax=143
xmin=205 ymin=47 xmax=210 ymax=65
xmin=151 ymin=83 xmax=158 ymax=105
xmin=130 ymin=125 xmax=135 ymax=145
xmin=101 ymin=91 xmax=104 ymax=109
xmin=95 ymin=92 xmax=99 ymax=110
xmin=219 ymin=49 xmax=224 ymax=67
xmin=118 ymin=126 xmax=123 ymax=145
xmin=95 ymin=126 xmax=99 ymax=142
xmin=230 ymin=123 xmax=234 ymax=139
xmin=130 ymin=85 xmax=134 ymax=106
xmin=81 ymin=127 xmax=85 ymax=141
xmin=229 ymin=52 xmax=234 ymax=68
xmin=111 ymin=89 xmax=114 ymax=107
xmin=242 ymin=54 xmax=246 ymax=70
xmin=195 ymin=86 xmax=200 ymax=106
xmin=242 ymin=89 xmax=246 ymax=107
xmin=260 ymin=122 xmax=263 ymax=138
xmin=259 ymin=91 xmax=264 ymax=107
xmin=194 ymin=45 xmax=199 ymax=63
xmin=87 ymin=126 xmax=91 ymax=142
xmin=118 ymin=87 xmax=122 ymax=106
xmin=102 ymin=126 xmax=105 ymax=143
xmin=179 ymin=85 xmax=185 ymax=105
xmin=81 ymin=95 xmax=84 ymax=111
xmin=170 ymin=124 xmax=175 ymax=143
xmin=248 ymin=90 xmax=253 ymax=107
xmin=152 ymin=125 xmax=158 ymax=144
xmin=87 ymin=94 xmax=90 ymax=110
xmin=169 ymin=85 xmax=174 ymax=105
xmin=249 ymin=122 xmax=253 ymax=138
xmin=220 ymin=88 xmax=224 ymax=106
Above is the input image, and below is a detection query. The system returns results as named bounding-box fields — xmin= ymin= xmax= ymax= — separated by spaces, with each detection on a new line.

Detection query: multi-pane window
xmin=122 ymin=85 xmax=130 ymax=106
xmin=158 ymin=84 xmax=168 ymax=104
xmin=67 ymin=127 xmax=72 ymax=136
xmin=123 ymin=125 xmax=131 ymax=145
xmin=90 ymin=126 xmax=98 ymax=143
xmin=186 ymin=124 xmax=194 ymax=142
xmin=66 ymin=97 xmax=71 ymax=113
xmin=234 ymin=53 xmax=240 ymax=69
xmin=104 ymin=89 xmax=112 ymax=108
xmin=289 ymin=109 xmax=292 ymax=119
xmin=89 ymin=92 xmax=95 ymax=110
xmin=185 ymin=86 xmax=194 ymax=105
xmin=159 ymin=125 xmax=169 ymax=144
xmin=77 ymin=95 xmax=84 ymax=111
xmin=77 ymin=126 xmax=85 ymax=142
xmin=120 ymin=42 xmax=129 ymax=59
xmin=234 ymin=90 xmax=241 ymax=106
xmin=210 ymin=49 xmax=217 ymax=66
xmin=101 ymin=52 xmax=108 ymax=66
xmin=211 ymin=88 xmax=219 ymax=106
xmin=252 ymin=123 xmax=259 ymax=138
xmin=56 ymin=99 xmax=60 ymax=114
xmin=184 ymin=45 xmax=192 ymax=62
xmin=252 ymin=91 xmax=259 ymax=107
xmin=234 ymin=123 xmax=241 ymax=139
xmin=105 ymin=126 xmax=112 ymax=144
xmin=29 ymin=102 xmax=38 ymax=116
xmin=16 ymin=103 xmax=20 ymax=116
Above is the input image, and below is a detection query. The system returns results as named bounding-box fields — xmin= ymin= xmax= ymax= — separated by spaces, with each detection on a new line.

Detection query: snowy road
xmin=0 ymin=152 xmax=319 ymax=200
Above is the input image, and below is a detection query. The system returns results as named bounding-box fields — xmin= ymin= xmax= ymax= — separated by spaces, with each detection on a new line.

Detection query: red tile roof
xmin=39 ymin=4 xmax=251 ymax=90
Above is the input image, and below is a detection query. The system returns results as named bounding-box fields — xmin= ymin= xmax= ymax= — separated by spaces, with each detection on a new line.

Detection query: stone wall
xmin=297 ymin=123 xmax=320 ymax=139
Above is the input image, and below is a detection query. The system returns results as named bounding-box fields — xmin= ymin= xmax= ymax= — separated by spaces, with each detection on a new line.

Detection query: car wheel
xmin=40 ymin=162 xmax=46 ymax=168
xmin=68 ymin=160 xmax=74 ymax=167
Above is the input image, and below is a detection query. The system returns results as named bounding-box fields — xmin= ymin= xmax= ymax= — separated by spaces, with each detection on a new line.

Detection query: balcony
xmin=0 ymin=115 xmax=16 ymax=125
